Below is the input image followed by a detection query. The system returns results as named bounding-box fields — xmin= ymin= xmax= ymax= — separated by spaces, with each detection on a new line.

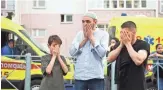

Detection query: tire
xmin=31 ymin=79 xmax=41 ymax=90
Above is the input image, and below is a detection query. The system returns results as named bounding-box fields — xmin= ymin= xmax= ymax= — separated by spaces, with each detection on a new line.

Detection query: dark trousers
xmin=75 ymin=79 xmax=104 ymax=90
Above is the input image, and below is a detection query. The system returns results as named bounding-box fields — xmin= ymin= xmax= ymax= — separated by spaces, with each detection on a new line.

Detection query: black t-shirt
xmin=115 ymin=39 xmax=150 ymax=90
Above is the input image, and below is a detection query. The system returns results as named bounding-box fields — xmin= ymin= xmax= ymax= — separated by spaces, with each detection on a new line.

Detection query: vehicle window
xmin=108 ymin=26 xmax=116 ymax=44
xmin=1 ymin=30 xmax=38 ymax=60
xmin=20 ymin=30 xmax=48 ymax=54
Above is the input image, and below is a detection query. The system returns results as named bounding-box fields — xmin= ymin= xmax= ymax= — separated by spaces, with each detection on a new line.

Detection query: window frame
xmin=94 ymin=0 xmax=147 ymax=9
xmin=1 ymin=29 xmax=38 ymax=56
xmin=126 ymin=0 xmax=132 ymax=8
xmin=33 ymin=0 xmax=46 ymax=9
xmin=160 ymin=0 xmax=163 ymax=14
xmin=141 ymin=0 xmax=146 ymax=8
xmin=104 ymin=0 xmax=110 ymax=8
xmin=97 ymin=24 xmax=108 ymax=31
xmin=1 ymin=0 xmax=7 ymax=9
xmin=60 ymin=14 xmax=73 ymax=24
xmin=32 ymin=28 xmax=46 ymax=37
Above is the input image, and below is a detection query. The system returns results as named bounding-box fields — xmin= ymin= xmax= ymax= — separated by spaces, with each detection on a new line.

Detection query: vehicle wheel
xmin=31 ymin=79 xmax=41 ymax=90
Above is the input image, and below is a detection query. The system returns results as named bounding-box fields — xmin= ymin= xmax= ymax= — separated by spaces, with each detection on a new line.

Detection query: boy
xmin=40 ymin=35 xmax=68 ymax=90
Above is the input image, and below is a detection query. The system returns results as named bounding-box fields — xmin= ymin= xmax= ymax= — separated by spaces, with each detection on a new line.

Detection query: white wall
xmin=146 ymin=0 xmax=157 ymax=9
xmin=88 ymin=0 xmax=104 ymax=9
xmin=16 ymin=0 xmax=86 ymax=14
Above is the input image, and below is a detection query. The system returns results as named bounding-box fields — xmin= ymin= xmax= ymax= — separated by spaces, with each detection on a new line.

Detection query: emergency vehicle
xmin=1 ymin=16 xmax=74 ymax=90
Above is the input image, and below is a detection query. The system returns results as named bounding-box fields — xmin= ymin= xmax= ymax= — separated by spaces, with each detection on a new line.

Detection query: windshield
xmin=108 ymin=26 xmax=116 ymax=38
xmin=19 ymin=30 xmax=48 ymax=54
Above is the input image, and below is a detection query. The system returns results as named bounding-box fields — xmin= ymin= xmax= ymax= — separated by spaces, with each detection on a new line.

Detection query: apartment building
xmin=1 ymin=0 xmax=163 ymax=56
xmin=88 ymin=0 xmax=163 ymax=31
xmin=12 ymin=0 xmax=87 ymax=56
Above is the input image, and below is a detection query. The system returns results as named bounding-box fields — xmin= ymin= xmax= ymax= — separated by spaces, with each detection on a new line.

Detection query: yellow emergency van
xmin=1 ymin=16 xmax=74 ymax=90
xmin=107 ymin=16 xmax=163 ymax=89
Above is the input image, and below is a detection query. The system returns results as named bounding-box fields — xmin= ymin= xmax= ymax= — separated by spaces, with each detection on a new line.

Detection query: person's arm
xmin=45 ymin=55 xmax=57 ymax=74
xmin=149 ymin=54 xmax=154 ymax=58
xmin=79 ymin=38 xmax=88 ymax=49
xmin=149 ymin=52 xmax=156 ymax=58
xmin=1 ymin=48 xmax=5 ymax=55
xmin=125 ymin=43 xmax=149 ymax=66
xmin=121 ymin=30 xmax=150 ymax=66
xmin=107 ymin=42 xmax=123 ymax=62
xmin=69 ymin=31 xmax=86 ymax=57
xmin=90 ymin=32 xmax=109 ymax=59
xmin=41 ymin=55 xmax=56 ymax=75
xmin=156 ymin=53 xmax=163 ymax=58
xmin=58 ymin=55 xmax=68 ymax=75
xmin=1 ymin=47 xmax=9 ymax=55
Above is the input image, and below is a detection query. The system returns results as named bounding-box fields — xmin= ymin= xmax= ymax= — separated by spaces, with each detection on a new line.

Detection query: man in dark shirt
xmin=108 ymin=21 xmax=150 ymax=90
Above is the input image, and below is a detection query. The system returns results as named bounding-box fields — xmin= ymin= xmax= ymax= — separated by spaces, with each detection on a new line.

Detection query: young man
xmin=108 ymin=21 xmax=150 ymax=90
xmin=69 ymin=12 xmax=109 ymax=90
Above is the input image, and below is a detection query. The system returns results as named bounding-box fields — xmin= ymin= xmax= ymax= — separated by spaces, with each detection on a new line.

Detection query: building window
xmin=160 ymin=0 xmax=163 ymax=13
xmin=102 ymin=0 xmax=147 ymax=9
xmin=33 ymin=0 xmax=46 ymax=8
xmin=134 ymin=0 xmax=139 ymax=8
xmin=141 ymin=0 xmax=146 ymax=8
xmin=126 ymin=0 xmax=132 ymax=8
xmin=119 ymin=0 xmax=124 ymax=8
xmin=104 ymin=0 xmax=110 ymax=8
xmin=32 ymin=29 xmax=46 ymax=37
xmin=61 ymin=14 xmax=73 ymax=23
xmin=112 ymin=1 xmax=117 ymax=8
xmin=97 ymin=24 xmax=108 ymax=31
xmin=1 ymin=0 xmax=6 ymax=9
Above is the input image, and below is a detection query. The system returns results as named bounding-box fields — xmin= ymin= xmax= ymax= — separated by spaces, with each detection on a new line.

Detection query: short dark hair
xmin=48 ymin=35 xmax=62 ymax=45
xmin=8 ymin=39 xmax=14 ymax=43
xmin=121 ymin=21 xmax=137 ymax=29
xmin=156 ymin=44 xmax=163 ymax=49
xmin=111 ymin=37 xmax=119 ymax=43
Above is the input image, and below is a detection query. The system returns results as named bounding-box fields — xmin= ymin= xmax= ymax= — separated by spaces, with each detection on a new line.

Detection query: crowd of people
xmin=1 ymin=12 xmax=163 ymax=90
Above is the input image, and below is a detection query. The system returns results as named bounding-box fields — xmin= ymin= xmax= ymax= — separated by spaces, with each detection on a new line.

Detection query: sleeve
xmin=69 ymin=31 xmax=83 ymax=57
xmin=41 ymin=56 xmax=49 ymax=76
xmin=60 ymin=56 xmax=69 ymax=76
xmin=91 ymin=32 xmax=109 ymax=59
xmin=1 ymin=47 xmax=9 ymax=55
xmin=138 ymin=41 xmax=150 ymax=58
xmin=1 ymin=47 xmax=5 ymax=55
xmin=138 ymin=41 xmax=150 ymax=66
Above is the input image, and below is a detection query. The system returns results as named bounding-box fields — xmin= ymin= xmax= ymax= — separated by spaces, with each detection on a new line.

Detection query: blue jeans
xmin=75 ymin=79 xmax=104 ymax=90
xmin=159 ymin=77 xmax=163 ymax=90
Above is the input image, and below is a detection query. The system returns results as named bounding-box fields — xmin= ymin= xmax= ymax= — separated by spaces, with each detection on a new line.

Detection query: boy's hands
xmin=52 ymin=45 xmax=60 ymax=57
